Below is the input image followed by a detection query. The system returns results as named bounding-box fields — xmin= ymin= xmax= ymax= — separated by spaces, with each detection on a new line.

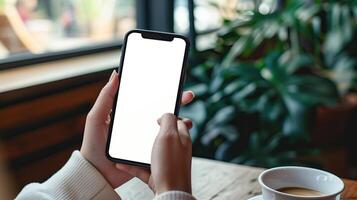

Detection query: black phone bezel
xmin=105 ymin=29 xmax=190 ymax=168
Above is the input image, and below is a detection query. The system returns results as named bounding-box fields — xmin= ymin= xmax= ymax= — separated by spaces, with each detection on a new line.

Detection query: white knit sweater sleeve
xmin=154 ymin=191 xmax=196 ymax=200
xmin=16 ymin=151 xmax=120 ymax=200
xmin=16 ymin=150 xmax=196 ymax=200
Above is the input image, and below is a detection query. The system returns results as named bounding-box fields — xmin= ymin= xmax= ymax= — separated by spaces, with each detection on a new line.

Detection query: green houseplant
xmin=182 ymin=0 xmax=357 ymax=168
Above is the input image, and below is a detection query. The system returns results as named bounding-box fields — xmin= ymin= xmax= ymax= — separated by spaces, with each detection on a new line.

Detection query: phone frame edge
xmin=105 ymin=29 xmax=190 ymax=168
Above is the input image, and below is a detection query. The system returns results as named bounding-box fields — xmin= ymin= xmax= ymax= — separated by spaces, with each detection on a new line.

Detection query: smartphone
xmin=106 ymin=29 xmax=190 ymax=167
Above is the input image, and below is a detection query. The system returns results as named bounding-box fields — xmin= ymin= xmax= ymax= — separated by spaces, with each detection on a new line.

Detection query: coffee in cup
xmin=277 ymin=187 xmax=324 ymax=196
xmin=258 ymin=166 xmax=344 ymax=200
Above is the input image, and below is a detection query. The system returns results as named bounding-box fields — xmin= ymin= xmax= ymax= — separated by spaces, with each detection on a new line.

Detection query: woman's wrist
xmin=157 ymin=181 xmax=192 ymax=195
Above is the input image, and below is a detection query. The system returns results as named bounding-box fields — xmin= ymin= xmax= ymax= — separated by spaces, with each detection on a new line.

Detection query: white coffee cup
xmin=258 ymin=166 xmax=344 ymax=200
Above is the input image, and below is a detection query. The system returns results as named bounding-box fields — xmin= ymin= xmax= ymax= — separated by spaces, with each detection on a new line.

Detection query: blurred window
xmin=175 ymin=0 xmax=275 ymax=51
xmin=0 ymin=0 xmax=280 ymax=68
xmin=0 ymin=0 xmax=135 ymax=59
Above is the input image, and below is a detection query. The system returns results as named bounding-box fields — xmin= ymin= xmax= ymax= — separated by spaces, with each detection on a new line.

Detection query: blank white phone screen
xmin=108 ymin=32 xmax=187 ymax=164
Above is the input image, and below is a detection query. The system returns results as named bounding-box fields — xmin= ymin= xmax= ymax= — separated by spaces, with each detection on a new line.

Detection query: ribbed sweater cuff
xmin=154 ymin=191 xmax=196 ymax=200
xmin=43 ymin=150 xmax=119 ymax=199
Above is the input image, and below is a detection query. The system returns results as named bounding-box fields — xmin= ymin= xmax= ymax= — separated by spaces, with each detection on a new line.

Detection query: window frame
xmin=0 ymin=41 xmax=122 ymax=71
xmin=0 ymin=0 xmax=175 ymax=71
xmin=187 ymin=0 xmax=221 ymax=53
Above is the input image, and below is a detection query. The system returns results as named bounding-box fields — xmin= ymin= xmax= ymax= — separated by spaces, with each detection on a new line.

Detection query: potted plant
xmin=182 ymin=0 xmax=356 ymax=170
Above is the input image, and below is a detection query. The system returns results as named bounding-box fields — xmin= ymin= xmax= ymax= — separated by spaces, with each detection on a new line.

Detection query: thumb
xmin=89 ymin=70 xmax=119 ymax=121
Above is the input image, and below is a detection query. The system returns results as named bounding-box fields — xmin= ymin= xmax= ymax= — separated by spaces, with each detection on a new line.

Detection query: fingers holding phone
xmin=152 ymin=113 xmax=192 ymax=194
xmin=116 ymin=114 xmax=193 ymax=194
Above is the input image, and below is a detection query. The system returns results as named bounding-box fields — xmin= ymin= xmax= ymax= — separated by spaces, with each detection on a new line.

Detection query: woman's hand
xmin=81 ymin=70 xmax=129 ymax=188
xmin=152 ymin=113 xmax=192 ymax=194
xmin=80 ymin=70 xmax=195 ymax=188
xmin=116 ymin=114 xmax=193 ymax=194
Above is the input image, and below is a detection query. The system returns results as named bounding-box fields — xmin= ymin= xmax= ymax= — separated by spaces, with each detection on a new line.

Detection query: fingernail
xmin=189 ymin=90 xmax=195 ymax=98
xmin=109 ymin=70 xmax=116 ymax=82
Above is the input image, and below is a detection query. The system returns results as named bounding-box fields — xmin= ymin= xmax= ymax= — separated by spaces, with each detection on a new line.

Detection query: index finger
xmin=158 ymin=113 xmax=178 ymax=136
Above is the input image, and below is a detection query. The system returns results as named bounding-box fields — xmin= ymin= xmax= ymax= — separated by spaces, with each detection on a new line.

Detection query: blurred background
xmin=0 ymin=0 xmax=356 ymax=197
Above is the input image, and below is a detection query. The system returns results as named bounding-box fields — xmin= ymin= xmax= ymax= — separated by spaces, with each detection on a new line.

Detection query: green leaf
xmin=223 ymin=81 xmax=245 ymax=95
xmin=264 ymin=51 xmax=286 ymax=81
xmin=208 ymin=92 xmax=224 ymax=104
xmin=263 ymin=21 xmax=279 ymax=38
xmin=209 ymin=72 xmax=224 ymax=93
xmin=324 ymin=31 xmax=344 ymax=64
xmin=341 ymin=5 xmax=352 ymax=42
xmin=191 ymin=64 xmax=209 ymax=82
xmin=227 ymin=63 xmax=262 ymax=81
xmin=201 ymin=125 xmax=238 ymax=145
xmin=262 ymin=97 xmax=284 ymax=121
xmin=264 ymin=133 xmax=282 ymax=153
xmin=285 ymin=75 xmax=338 ymax=106
xmin=331 ymin=55 xmax=356 ymax=95
xmin=278 ymin=27 xmax=288 ymax=41
xmin=186 ymin=83 xmax=208 ymax=97
xmin=207 ymin=106 xmax=236 ymax=127
xmin=222 ymin=37 xmax=249 ymax=68
xmin=281 ymin=94 xmax=310 ymax=137
xmin=311 ymin=16 xmax=321 ymax=36
xmin=231 ymin=83 xmax=257 ymax=103
xmin=331 ymin=3 xmax=341 ymax=30
xmin=215 ymin=142 xmax=232 ymax=160
xmin=285 ymin=54 xmax=313 ymax=74
xmin=180 ymin=101 xmax=207 ymax=125
xmin=231 ymin=154 xmax=249 ymax=164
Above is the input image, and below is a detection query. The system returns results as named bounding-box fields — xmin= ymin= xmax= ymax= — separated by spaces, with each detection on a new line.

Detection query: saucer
xmin=247 ymin=195 xmax=263 ymax=200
